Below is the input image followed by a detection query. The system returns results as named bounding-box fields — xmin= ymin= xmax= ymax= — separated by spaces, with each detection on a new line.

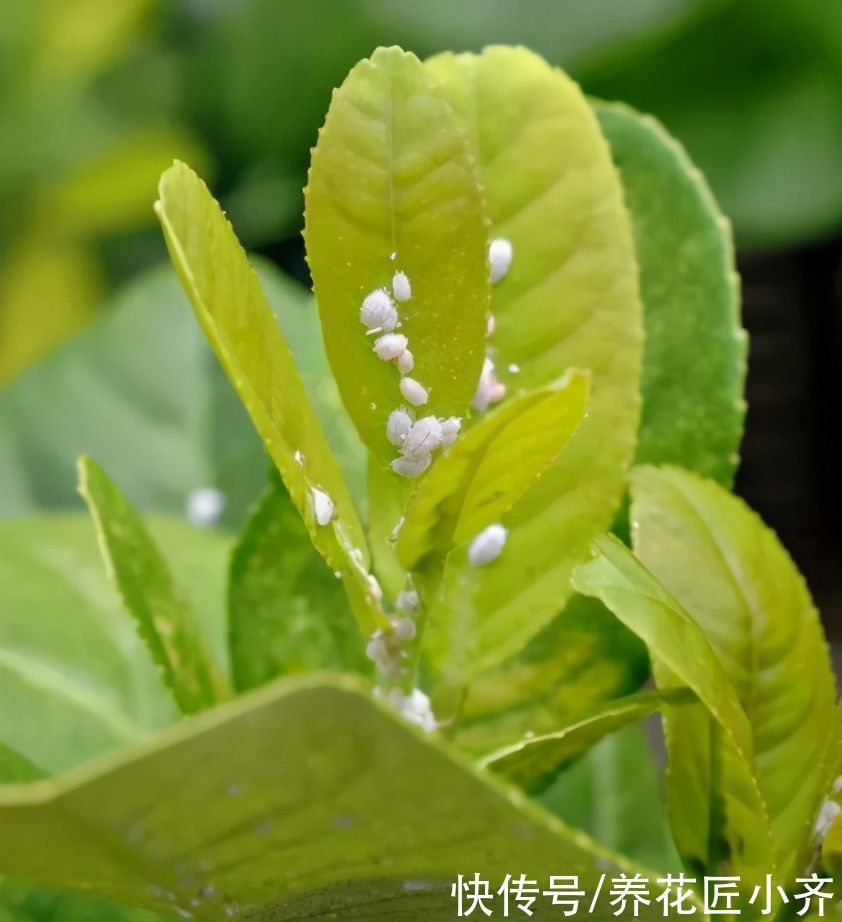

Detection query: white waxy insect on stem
xmin=373 ymin=333 xmax=408 ymax=361
xmin=396 ymin=349 xmax=414 ymax=375
xmin=386 ymin=408 xmax=413 ymax=447
xmin=367 ymin=573 xmax=383 ymax=602
xmin=384 ymin=687 xmax=436 ymax=733
xmin=472 ymin=357 xmax=506 ymax=412
xmin=440 ymin=417 xmax=461 ymax=447
xmin=391 ymin=453 xmax=431 ymax=478
xmin=486 ymin=314 xmax=496 ymax=337
xmin=488 ymin=237 xmax=513 ymax=284
xmin=310 ymin=487 xmax=335 ymax=526
xmin=392 ymin=271 xmax=411 ymax=302
xmin=402 ymin=416 xmax=443 ymax=458
xmin=392 ymin=617 xmax=417 ymax=641
xmin=396 ymin=588 xmax=420 ymax=615
xmin=399 ymin=377 xmax=429 ymax=407
xmin=468 ymin=523 xmax=508 ymax=567
xmin=360 ymin=288 xmax=398 ymax=334
xmin=366 ymin=630 xmax=403 ymax=679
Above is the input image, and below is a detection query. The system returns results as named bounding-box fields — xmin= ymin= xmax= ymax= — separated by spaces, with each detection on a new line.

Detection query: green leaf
xmin=572 ymin=533 xmax=775 ymax=882
xmin=397 ymin=371 xmax=589 ymax=574
xmin=78 ymin=456 xmax=229 ymax=715
xmin=0 ymin=515 xmax=229 ymax=774
xmin=629 ymin=465 xmax=837 ymax=879
xmin=594 ymin=102 xmax=747 ymax=485
xmin=482 ymin=688 xmax=691 ymax=794
xmin=0 ymin=743 xmax=46 ymax=785
xmin=228 ymin=479 xmax=370 ymax=692
xmin=304 ymin=45 xmax=489 ymax=464
xmin=0 ymin=877 xmax=169 ymax=922
xmin=425 ymin=46 xmax=642 ymax=670
xmin=540 ymin=724 xmax=683 ymax=875
xmin=446 ymin=594 xmax=649 ymax=757
xmin=0 ymin=674 xmax=665 ymax=921
xmin=156 ymin=161 xmax=383 ymax=633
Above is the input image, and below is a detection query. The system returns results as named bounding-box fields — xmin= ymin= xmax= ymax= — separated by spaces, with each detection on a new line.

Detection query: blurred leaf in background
xmin=0 ymin=0 xmax=205 ymax=383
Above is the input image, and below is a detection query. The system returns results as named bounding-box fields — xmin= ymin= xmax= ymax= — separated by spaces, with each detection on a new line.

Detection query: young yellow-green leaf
xmin=482 ymin=688 xmax=692 ymax=794
xmin=630 ymin=465 xmax=837 ymax=880
xmin=572 ymin=534 xmax=775 ymax=883
xmin=304 ymin=46 xmax=489 ymax=463
xmin=78 ymin=456 xmax=229 ymax=715
xmin=398 ymin=370 xmax=589 ymax=571
xmin=0 ymin=743 xmax=45 ymax=784
xmin=0 ymin=675 xmax=666 ymax=921
xmin=594 ymin=103 xmax=747 ymax=485
xmin=425 ymin=46 xmax=642 ymax=670
xmin=155 ymin=161 xmax=385 ymax=633
xmin=228 ymin=478 xmax=369 ymax=692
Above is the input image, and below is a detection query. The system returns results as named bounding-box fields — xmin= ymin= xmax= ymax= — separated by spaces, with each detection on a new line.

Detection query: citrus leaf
xmin=594 ymin=102 xmax=747 ymax=485
xmin=397 ymin=370 xmax=589 ymax=571
xmin=572 ymin=533 xmax=775 ymax=883
xmin=425 ymin=46 xmax=642 ymax=671
xmin=78 ymin=456 xmax=229 ymax=715
xmin=541 ymin=724 xmax=683 ymax=876
xmin=446 ymin=595 xmax=648 ymax=757
xmin=0 ymin=515 xmax=229 ymax=774
xmin=630 ymin=465 xmax=837 ymax=880
xmin=482 ymin=688 xmax=692 ymax=794
xmin=304 ymin=45 xmax=489 ymax=465
xmin=228 ymin=479 xmax=369 ymax=692
xmin=0 ymin=744 xmax=46 ymax=785
xmin=0 ymin=674 xmax=664 ymax=921
xmin=155 ymin=161 xmax=384 ymax=633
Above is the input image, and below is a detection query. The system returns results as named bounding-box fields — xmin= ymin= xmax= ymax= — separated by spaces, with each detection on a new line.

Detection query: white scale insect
xmin=468 ymin=523 xmax=508 ymax=567
xmin=399 ymin=376 xmax=429 ymax=407
xmin=373 ymin=333 xmax=408 ymax=361
xmin=309 ymin=487 xmax=335 ymax=526
xmin=360 ymin=288 xmax=398 ymax=334
xmin=488 ymin=237 xmax=513 ymax=284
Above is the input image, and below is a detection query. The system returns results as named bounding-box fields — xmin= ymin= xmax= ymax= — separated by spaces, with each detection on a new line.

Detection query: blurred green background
xmin=2 ymin=0 xmax=841 ymax=627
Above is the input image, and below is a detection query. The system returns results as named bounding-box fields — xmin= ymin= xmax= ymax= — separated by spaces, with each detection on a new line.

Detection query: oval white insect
xmin=310 ymin=487 xmax=335 ymax=526
xmin=472 ymin=357 xmax=506 ymax=412
xmin=365 ymin=629 xmax=402 ymax=679
xmin=467 ymin=522 xmax=508 ymax=567
xmin=396 ymin=349 xmax=414 ymax=375
xmin=186 ymin=487 xmax=226 ymax=527
xmin=392 ymin=616 xmax=417 ymax=641
xmin=360 ymin=288 xmax=398 ymax=333
xmin=391 ymin=453 xmax=432 ymax=478
xmin=488 ymin=237 xmax=513 ymax=284
xmin=392 ymin=271 xmax=411 ymax=302
xmin=402 ymin=416 xmax=443 ymax=458
xmin=392 ymin=688 xmax=436 ymax=733
xmin=395 ymin=588 xmax=420 ymax=615
xmin=486 ymin=313 xmax=496 ymax=337
xmin=367 ymin=573 xmax=383 ymax=602
xmin=386 ymin=408 xmax=413 ymax=447
xmin=440 ymin=417 xmax=461 ymax=447
xmin=399 ymin=376 xmax=429 ymax=407
xmin=373 ymin=333 xmax=408 ymax=361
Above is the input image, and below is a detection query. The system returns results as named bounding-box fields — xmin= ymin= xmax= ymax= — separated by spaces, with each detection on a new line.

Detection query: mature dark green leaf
xmin=425 ymin=46 xmax=642 ymax=673
xmin=229 ymin=480 xmax=369 ymax=692
xmin=0 ymin=675 xmax=666 ymax=921
xmin=630 ymin=465 xmax=837 ymax=880
xmin=0 ymin=515 xmax=229 ymax=774
xmin=304 ymin=45 xmax=489 ymax=464
xmin=156 ymin=162 xmax=383 ymax=633
xmin=595 ymin=102 xmax=746 ymax=485
xmin=78 ymin=456 xmax=229 ymax=714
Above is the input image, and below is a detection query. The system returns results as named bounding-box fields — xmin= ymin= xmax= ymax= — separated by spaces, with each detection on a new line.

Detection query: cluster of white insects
xmin=359 ymin=267 xmax=463 ymax=479
xmin=360 ymin=239 xmax=516 ymax=730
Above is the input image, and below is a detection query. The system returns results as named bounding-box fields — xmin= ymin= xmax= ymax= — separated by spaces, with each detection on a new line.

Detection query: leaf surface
xmin=482 ymin=688 xmax=691 ymax=794
xmin=424 ymin=46 xmax=642 ymax=672
xmin=228 ymin=479 xmax=369 ymax=692
xmin=304 ymin=45 xmax=489 ymax=463
xmin=572 ymin=533 xmax=775 ymax=882
xmin=156 ymin=162 xmax=382 ymax=632
xmin=0 ymin=675 xmax=667 ymax=921
xmin=398 ymin=370 xmax=589 ymax=571
xmin=78 ymin=456 xmax=229 ymax=714
xmin=0 ymin=515 xmax=229 ymax=774
xmin=630 ymin=465 xmax=837 ymax=879
xmin=595 ymin=102 xmax=746 ymax=485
